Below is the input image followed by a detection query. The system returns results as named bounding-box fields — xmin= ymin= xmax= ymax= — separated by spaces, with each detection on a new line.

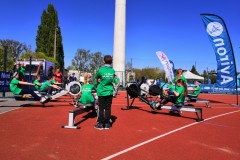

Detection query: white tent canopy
xmin=182 ymin=70 xmax=204 ymax=82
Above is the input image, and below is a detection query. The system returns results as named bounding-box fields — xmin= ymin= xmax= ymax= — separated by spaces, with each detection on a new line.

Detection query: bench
xmin=160 ymin=104 xmax=204 ymax=122
xmin=184 ymin=95 xmax=210 ymax=108
xmin=62 ymin=103 xmax=95 ymax=129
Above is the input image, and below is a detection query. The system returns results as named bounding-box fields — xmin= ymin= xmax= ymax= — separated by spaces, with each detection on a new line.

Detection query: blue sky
xmin=0 ymin=0 xmax=239 ymax=74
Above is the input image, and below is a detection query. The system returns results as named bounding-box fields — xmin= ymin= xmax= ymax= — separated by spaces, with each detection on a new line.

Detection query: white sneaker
xmin=46 ymin=95 xmax=52 ymax=100
xmin=40 ymin=95 xmax=51 ymax=104
xmin=73 ymin=102 xmax=79 ymax=108
xmin=40 ymin=97 xmax=47 ymax=103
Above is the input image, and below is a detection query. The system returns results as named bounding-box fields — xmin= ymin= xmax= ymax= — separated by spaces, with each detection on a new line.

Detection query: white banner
xmin=156 ymin=51 xmax=174 ymax=82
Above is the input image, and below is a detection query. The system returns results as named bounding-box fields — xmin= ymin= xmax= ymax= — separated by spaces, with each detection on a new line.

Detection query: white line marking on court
xmin=0 ymin=107 xmax=22 ymax=115
xmin=101 ymin=110 xmax=240 ymax=160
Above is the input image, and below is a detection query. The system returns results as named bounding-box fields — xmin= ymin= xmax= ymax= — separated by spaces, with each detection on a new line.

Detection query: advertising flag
xmin=156 ymin=51 xmax=174 ymax=82
xmin=201 ymin=14 xmax=237 ymax=88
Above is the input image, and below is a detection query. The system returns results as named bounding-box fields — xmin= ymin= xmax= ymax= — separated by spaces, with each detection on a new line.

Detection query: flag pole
xmin=222 ymin=20 xmax=240 ymax=106
xmin=201 ymin=14 xmax=239 ymax=106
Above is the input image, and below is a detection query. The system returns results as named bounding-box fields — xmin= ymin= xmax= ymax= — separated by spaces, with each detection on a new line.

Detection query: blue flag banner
xmin=201 ymin=14 xmax=237 ymax=88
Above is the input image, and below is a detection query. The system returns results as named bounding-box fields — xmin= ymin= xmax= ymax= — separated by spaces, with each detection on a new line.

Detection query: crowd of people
xmin=9 ymin=57 xmax=202 ymax=130
xmin=9 ymin=55 xmax=120 ymax=130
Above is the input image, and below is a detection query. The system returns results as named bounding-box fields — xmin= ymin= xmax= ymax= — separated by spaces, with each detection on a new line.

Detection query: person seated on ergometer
xmin=10 ymin=72 xmax=50 ymax=104
xmin=39 ymin=76 xmax=62 ymax=96
xmin=73 ymin=73 xmax=98 ymax=110
xmin=150 ymin=79 xmax=188 ymax=111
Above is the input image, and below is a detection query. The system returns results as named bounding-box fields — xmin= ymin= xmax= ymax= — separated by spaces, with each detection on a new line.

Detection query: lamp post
xmin=54 ymin=26 xmax=58 ymax=60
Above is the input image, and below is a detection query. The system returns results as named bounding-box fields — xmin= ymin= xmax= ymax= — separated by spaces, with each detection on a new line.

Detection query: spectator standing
xmin=54 ymin=68 xmax=63 ymax=83
xmin=94 ymin=55 xmax=115 ymax=130
xmin=48 ymin=66 xmax=54 ymax=77
xmin=68 ymin=73 xmax=76 ymax=82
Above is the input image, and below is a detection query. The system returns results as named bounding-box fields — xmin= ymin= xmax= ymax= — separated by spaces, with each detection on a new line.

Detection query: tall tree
xmin=36 ymin=3 xmax=64 ymax=70
xmin=209 ymin=70 xmax=217 ymax=84
xmin=141 ymin=67 xmax=163 ymax=80
xmin=133 ymin=68 xmax=142 ymax=82
xmin=190 ymin=65 xmax=200 ymax=75
xmin=0 ymin=39 xmax=29 ymax=62
xmin=89 ymin=52 xmax=104 ymax=75
xmin=0 ymin=39 xmax=31 ymax=71
xmin=72 ymin=49 xmax=91 ymax=73
xmin=201 ymin=70 xmax=208 ymax=84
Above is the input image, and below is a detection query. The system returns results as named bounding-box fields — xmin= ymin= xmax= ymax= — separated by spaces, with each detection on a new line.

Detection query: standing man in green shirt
xmin=94 ymin=55 xmax=115 ymax=130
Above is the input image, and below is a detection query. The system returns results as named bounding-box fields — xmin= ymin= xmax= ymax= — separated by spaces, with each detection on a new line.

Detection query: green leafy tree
xmin=201 ymin=70 xmax=208 ymax=84
xmin=209 ymin=70 xmax=217 ymax=84
xmin=20 ymin=52 xmax=33 ymax=59
xmin=132 ymin=67 xmax=165 ymax=82
xmin=133 ymin=68 xmax=142 ymax=82
xmin=0 ymin=39 xmax=31 ymax=71
xmin=72 ymin=49 xmax=91 ymax=73
xmin=20 ymin=52 xmax=59 ymax=67
xmin=0 ymin=39 xmax=30 ymax=62
xmin=36 ymin=3 xmax=64 ymax=70
xmin=89 ymin=52 xmax=104 ymax=75
xmin=190 ymin=65 xmax=200 ymax=75
xmin=66 ymin=66 xmax=74 ymax=71
xmin=142 ymin=67 xmax=163 ymax=80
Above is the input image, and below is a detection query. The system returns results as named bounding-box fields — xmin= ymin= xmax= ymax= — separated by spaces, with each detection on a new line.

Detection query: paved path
xmin=0 ymin=98 xmax=37 ymax=114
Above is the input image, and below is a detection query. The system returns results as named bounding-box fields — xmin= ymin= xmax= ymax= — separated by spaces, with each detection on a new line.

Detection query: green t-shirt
xmin=52 ymin=79 xmax=57 ymax=84
xmin=10 ymin=78 xmax=22 ymax=95
xmin=168 ymin=84 xmax=175 ymax=91
xmin=19 ymin=67 xmax=26 ymax=77
xmin=175 ymin=85 xmax=185 ymax=104
xmin=193 ymin=86 xmax=201 ymax=96
xmin=79 ymin=84 xmax=95 ymax=104
xmin=94 ymin=64 xmax=115 ymax=96
xmin=172 ymin=75 xmax=187 ymax=84
xmin=40 ymin=81 xmax=51 ymax=91
xmin=114 ymin=77 xmax=120 ymax=85
xmin=33 ymin=79 xmax=41 ymax=90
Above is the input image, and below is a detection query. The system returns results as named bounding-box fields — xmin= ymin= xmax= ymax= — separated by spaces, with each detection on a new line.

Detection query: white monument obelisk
xmin=113 ymin=0 xmax=126 ymax=87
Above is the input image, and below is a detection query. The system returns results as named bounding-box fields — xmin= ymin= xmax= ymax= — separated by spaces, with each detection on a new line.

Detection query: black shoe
xmin=156 ymin=104 xmax=162 ymax=110
xmin=94 ymin=123 xmax=104 ymax=130
xmin=104 ymin=123 xmax=112 ymax=129
xmin=73 ymin=102 xmax=79 ymax=108
xmin=150 ymin=101 xmax=158 ymax=111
